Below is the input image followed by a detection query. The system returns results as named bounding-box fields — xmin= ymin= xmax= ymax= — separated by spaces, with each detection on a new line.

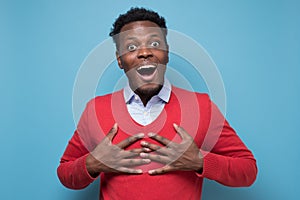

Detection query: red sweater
xmin=57 ymin=86 xmax=257 ymax=200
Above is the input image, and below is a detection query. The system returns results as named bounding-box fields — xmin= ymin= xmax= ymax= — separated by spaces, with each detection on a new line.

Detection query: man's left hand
xmin=140 ymin=123 xmax=203 ymax=175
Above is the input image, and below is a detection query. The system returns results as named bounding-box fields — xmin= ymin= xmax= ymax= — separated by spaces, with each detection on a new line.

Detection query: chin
xmin=135 ymin=82 xmax=163 ymax=96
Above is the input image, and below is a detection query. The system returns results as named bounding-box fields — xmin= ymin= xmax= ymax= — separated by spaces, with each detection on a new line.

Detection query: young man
xmin=57 ymin=7 xmax=257 ymax=200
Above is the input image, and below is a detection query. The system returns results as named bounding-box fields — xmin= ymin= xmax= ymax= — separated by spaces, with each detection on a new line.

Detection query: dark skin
xmin=86 ymin=124 xmax=151 ymax=177
xmin=141 ymin=123 xmax=203 ymax=175
xmin=86 ymin=21 xmax=203 ymax=176
xmin=116 ymin=21 xmax=168 ymax=106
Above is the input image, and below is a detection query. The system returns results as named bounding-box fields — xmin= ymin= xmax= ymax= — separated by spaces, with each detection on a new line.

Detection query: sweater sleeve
xmin=57 ymin=131 xmax=97 ymax=189
xmin=57 ymin=101 xmax=98 ymax=189
xmin=198 ymin=97 xmax=257 ymax=187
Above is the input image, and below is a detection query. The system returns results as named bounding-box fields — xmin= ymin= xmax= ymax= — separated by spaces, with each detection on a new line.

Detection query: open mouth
xmin=136 ymin=65 xmax=157 ymax=76
xmin=136 ymin=65 xmax=158 ymax=82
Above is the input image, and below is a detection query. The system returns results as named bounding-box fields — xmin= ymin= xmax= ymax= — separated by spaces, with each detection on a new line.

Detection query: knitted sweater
xmin=57 ymin=86 xmax=257 ymax=200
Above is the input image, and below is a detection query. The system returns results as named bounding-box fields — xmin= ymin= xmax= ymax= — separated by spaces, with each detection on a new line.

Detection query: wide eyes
xmin=127 ymin=44 xmax=138 ymax=52
xmin=150 ymin=41 xmax=160 ymax=47
xmin=126 ymin=41 xmax=161 ymax=52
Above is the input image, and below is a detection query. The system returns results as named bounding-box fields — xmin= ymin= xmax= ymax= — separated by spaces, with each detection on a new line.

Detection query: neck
xmin=134 ymin=85 xmax=163 ymax=107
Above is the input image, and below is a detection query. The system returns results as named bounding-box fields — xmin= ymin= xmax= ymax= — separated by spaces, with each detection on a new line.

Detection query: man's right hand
xmin=85 ymin=123 xmax=150 ymax=177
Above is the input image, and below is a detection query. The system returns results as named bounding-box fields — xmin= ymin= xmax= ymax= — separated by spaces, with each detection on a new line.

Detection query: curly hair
xmin=109 ymin=7 xmax=167 ymax=46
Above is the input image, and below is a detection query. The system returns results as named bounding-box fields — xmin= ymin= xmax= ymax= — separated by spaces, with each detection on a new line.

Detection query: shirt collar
xmin=123 ymin=79 xmax=172 ymax=104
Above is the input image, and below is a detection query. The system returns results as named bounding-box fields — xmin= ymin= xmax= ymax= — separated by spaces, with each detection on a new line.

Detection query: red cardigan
xmin=57 ymin=86 xmax=257 ymax=200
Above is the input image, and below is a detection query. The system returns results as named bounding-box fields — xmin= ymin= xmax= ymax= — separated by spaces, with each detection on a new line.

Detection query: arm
xmin=57 ymin=100 xmax=99 ymax=189
xmin=141 ymin=123 xmax=257 ymax=187
xmin=57 ymin=100 xmax=150 ymax=189
xmin=57 ymin=125 xmax=150 ymax=189
xmin=140 ymin=96 xmax=257 ymax=187
xmin=57 ymin=131 xmax=96 ymax=189
xmin=198 ymin=97 xmax=257 ymax=187
xmin=200 ymin=119 xmax=257 ymax=187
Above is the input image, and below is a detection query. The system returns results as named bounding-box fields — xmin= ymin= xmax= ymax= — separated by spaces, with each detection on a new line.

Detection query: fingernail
xmin=137 ymin=133 xmax=145 ymax=138
xmin=143 ymin=159 xmax=151 ymax=163
xmin=140 ymin=152 xmax=148 ymax=157
xmin=136 ymin=169 xmax=143 ymax=173
xmin=148 ymin=132 xmax=156 ymax=137
xmin=113 ymin=123 xmax=118 ymax=129
xmin=173 ymin=123 xmax=178 ymax=128
xmin=141 ymin=141 xmax=148 ymax=146
xmin=148 ymin=170 xmax=154 ymax=174
xmin=143 ymin=148 xmax=151 ymax=152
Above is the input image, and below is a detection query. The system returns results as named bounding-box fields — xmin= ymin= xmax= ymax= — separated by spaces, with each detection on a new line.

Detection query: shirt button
xmin=134 ymin=95 xmax=139 ymax=101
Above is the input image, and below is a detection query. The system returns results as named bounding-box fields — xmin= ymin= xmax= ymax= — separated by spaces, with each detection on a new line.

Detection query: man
xmin=57 ymin=7 xmax=257 ymax=200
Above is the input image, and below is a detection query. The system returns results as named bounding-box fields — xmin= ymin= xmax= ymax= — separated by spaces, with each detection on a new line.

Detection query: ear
xmin=116 ymin=51 xmax=123 ymax=69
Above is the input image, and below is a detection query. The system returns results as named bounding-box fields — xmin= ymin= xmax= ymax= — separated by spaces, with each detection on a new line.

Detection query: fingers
xmin=106 ymin=123 xmax=145 ymax=148
xmin=120 ymin=158 xmax=151 ymax=167
xmin=173 ymin=123 xmax=190 ymax=140
xmin=106 ymin=123 xmax=118 ymax=141
xmin=121 ymin=148 xmax=151 ymax=158
xmin=148 ymin=132 xmax=171 ymax=146
xmin=148 ymin=165 xmax=172 ymax=175
xmin=117 ymin=133 xmax=145 ymax=149
xmin=114 ymin=158 xmax=151 ymax=174
xmin=116 ymin=167 xmax=143 ymax=174
xmin=147 ymin=124 xmax=191 ymax=146
xmin=140 ymin=152 xmax=170 ymax=164
xmin=140 ymin=141 xmax=170 ymax=155
xmin=140 ymin=141 xmax=160 ymax=150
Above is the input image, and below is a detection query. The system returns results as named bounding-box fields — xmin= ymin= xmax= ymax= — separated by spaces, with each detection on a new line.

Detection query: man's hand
xmin=140 ymin=123 xmax=203 ymax=175
xmin=86 ymin=123 xmax=151 ymax=177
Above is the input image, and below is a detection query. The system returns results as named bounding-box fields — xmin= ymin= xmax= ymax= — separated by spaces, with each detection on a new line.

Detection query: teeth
xmin=137 ymin=65 xmax=156 ymax=71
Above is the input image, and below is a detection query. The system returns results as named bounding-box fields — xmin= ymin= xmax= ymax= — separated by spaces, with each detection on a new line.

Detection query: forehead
xmin=119 ymin=21 xmax=165 ymax=40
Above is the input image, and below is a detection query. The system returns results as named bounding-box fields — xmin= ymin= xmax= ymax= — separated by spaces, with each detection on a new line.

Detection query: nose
xmin=137 ymin=47 xmax=153 ymax=59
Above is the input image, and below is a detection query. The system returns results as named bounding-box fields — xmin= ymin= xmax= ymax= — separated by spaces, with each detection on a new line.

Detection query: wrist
xmin=194 ymin=151 xmax=203 ymax=173
xmin=86 ymin=153 xmax=101 ymax=178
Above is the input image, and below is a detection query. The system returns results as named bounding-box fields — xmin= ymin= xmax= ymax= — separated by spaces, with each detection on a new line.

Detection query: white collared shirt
xmin=123 ymin=79 xmax=171 ymax=126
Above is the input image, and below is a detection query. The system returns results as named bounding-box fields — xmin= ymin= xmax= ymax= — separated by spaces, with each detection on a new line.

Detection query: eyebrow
xmin=124 ymin=34 xmax=163 ymax=41
xmin=149 ymin=33 xmax=161 ymax=38
xmin=124 ymin=36 xmax=137 ymax=41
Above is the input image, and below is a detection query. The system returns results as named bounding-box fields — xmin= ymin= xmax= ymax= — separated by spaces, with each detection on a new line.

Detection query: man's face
xmin=116 ymin=21 xmax=169 ymax=96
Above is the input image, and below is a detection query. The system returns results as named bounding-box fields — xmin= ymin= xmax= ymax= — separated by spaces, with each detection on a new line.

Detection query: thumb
xmin=106 ymin=123 xmax=118 ymax=141
xmin=173 ymin=123 xmax=182 ymax=136
xmin=173 ymin=123 xmax=187 ymax=140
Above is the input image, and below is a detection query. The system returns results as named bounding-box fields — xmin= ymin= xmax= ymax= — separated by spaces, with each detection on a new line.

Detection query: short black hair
xmin=109 ymin=7 xmax=167 ymax=45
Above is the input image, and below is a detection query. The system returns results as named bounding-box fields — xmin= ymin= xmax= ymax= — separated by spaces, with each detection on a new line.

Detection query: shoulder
xmin=171 ymin=85 xmax=211 ymax=102
xmin=83 ymin=90 xmax=123 ymax=110
xmin=88 ymin=90 xmax=123 ymax=104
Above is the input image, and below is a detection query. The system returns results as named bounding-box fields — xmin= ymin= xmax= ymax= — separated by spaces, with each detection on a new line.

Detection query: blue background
xmin=1 ymin=0 xmax=299 ymax=199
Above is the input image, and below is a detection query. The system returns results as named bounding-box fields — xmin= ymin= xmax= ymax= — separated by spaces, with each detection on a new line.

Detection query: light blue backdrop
xmin=1 ymin=0 xmax=299 ymax=199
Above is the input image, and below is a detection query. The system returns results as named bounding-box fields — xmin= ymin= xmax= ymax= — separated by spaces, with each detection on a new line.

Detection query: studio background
xmin=1 ymin=0 xmax=299 ymax=199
